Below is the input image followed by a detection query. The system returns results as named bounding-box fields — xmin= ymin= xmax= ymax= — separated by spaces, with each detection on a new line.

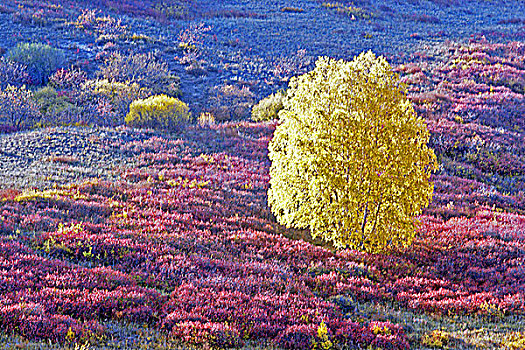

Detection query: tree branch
xmin=370 ymin=194 xmax=383 ymax=237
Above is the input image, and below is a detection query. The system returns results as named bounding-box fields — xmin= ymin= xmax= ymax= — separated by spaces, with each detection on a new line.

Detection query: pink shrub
xmin=170 ymin=321 xmax=244 ymax=348
xmin=0 ymin=117 xmax=523 ymax=347
xmin=276 ymin=324 xmax=318 ymax=349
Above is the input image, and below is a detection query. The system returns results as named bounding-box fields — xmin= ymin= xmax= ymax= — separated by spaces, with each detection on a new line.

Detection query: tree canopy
xmin=268 ymin=51 xmax=438 ymax=253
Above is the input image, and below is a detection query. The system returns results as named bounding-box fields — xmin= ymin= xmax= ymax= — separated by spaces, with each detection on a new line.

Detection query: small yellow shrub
xmin=316 ymin=321 xmax=333 ymax=349
xmin=251 ymin=91 xmax=285 ymax=121
xmin=505 ymin=332 xmax=525 ymax=350
xmin=197 ymin=112 xmax=215 ymax=127
xmin=126 ymin=94 xmax=190 ymax=130
xmin=90 ymin=79 xmax=142 ymax=100
xmin=421 ymin=330 xmax=450 ymax=348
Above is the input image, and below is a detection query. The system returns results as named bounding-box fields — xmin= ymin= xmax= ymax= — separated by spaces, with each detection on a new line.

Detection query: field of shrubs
xmin=0 ymin=0 xmax=525 ymax=349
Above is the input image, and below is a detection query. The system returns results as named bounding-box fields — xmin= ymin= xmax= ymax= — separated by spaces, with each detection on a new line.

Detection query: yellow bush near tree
xmin=126 ymin=94 xmax=190 ymax=130
xmin=251 ymin=91 xmax=285 ymax=121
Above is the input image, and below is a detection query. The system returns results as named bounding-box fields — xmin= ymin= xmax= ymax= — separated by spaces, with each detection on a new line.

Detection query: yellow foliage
xmin=88 ymin=79 xmax=142 ymax=101
xmin=372 ymin=324 xmax=391 ymax=335
xmin=131 ymin=33 xmax=152 ymax=41
xmin=166 ymin=177 xmax=209 ymax=189
xmin=316 ymin=321 xmax=333 ymax=349
xmin=198 ymin=112 xmax=216 ymax=127
xmin=268 ymin=52 xmax=438 ymax=253
xmin=421 ymin=330 xmax=450 ymax=348
xmin=505 ymin=332 xmax=525 ymax=350
xmin=84 ymin=78 xmax=146 ymax=121
xmin=14 ymin=189 xmax=66 ymax=202
xmin=66 ymin=326 xmax=76 ymax=343
xmin=454 ymin=115 xmax=464 ymax=124
xmin=126 ymin=94 xmax=190 ymax=130
xmin=251 ymin=91 xmax=285 ymax=121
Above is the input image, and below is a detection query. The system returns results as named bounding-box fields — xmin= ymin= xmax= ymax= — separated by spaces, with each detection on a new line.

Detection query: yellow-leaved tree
xmin=268 ymin=51 xmax=438 ymax=253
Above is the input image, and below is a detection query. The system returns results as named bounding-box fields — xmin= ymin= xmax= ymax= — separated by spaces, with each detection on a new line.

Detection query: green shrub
xmin=251 ymin=91 xmax=285 ymax=121
xmin=126 ymin=94 xmax=190 ymax=130
xmin=33 ymin=86 xmax=75 ymax=116
xmin=86 ymin=79 xmax=146 ymax=120
xmin=7 ymin=43 xmax=65 ymax=85
xmin=99 ymin=52 xmax=180 ymax=97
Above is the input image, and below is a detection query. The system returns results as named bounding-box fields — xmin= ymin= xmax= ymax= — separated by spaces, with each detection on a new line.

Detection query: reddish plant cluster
xmin=72 ymin=9 xmax=128 ymax=37
xmin=426 ymin=174 xmax=525 ymax=221
xmin=7 ymin=1 xmax=67 ymax=26
xmin=0 ymin=123 xmax=413 ymax=349
xmin=310 ymin=211 xmax=525 ymax=316
xmin=335 ymin=321 xmax=408 ymax=350
xmin=402 ymin=39 xmax=525 ymax=130
xmin=392 ymin=212 xmax=525 ymax=315
xmin=396 ymin=39 xmax=525 ymax=202
xmin=49 ymin=68 xmax=88 ymax=91
xmin=1 ymin=121 xmax=524 ymax=347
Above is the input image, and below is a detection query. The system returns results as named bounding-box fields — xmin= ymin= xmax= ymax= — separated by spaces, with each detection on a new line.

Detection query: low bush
xmin=39 ymin=78 xmax=148 ymax=127
xmin=0 ymin=85 xmax=41 ymax=129
xmin=49 ymin=67 xmax=88 ymax=90
xmin=74 ymin=9 xmax=128 ymax=37
xmin=98 ymin=52 xmax=180 ymax=97
xmin=322 ymin=2 xmax=372 ymax=20
xmin=125 ymin=94 xmax=190 ymax=130
xmin=86 ymin=79 xmax=146 ymax=121
xmin=207 ymin=84 xmax=255 ymax=121
xmin=197 ymin=112 xmax=215 ymax=127
xmin=7 ymin=43 xmax=65 ymax=85
xmin=421 ymin=330 xmax=450 ymax=348
xmin=33 ymin=86 xmax=76 ymax=119
xmin=0 ymin=57 xmax=30 ymax=88
xmin=251 ymin=90 xmax=285 ymax=121
xmin=281 ymin=7 xmax=304 ymax=13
